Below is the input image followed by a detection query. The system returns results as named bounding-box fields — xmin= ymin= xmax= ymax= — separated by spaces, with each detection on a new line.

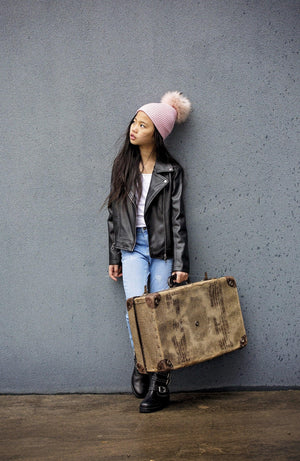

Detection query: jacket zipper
xmin=145 ymin=176 xmax=169 ymax=259
xmin=129 ymin=173 xmax=169 ymax=255
xmin=163 ymin=186 xmax=167 ymax=260
xmin=128 ymin=190 xmax=137 ymax=251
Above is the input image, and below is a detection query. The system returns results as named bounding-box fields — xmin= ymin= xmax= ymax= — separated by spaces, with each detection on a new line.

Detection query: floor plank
xmin=0 ymin=391 xmax=299 ymax=460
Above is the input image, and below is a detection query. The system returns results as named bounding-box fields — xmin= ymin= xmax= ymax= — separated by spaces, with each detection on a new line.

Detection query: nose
xmin=131 ymin=121 xmax=138 ymax=133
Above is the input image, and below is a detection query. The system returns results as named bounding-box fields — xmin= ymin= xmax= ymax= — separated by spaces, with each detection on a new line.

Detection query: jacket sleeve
xmin=108 ymin=203 xmax=122 ymax=266
xmin=171 ymin=166 xmax=189 ymax=273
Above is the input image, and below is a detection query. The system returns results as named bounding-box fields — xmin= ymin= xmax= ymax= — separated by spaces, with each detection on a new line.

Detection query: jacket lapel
xmin=144 ymin=161 xmax=173 ymax=213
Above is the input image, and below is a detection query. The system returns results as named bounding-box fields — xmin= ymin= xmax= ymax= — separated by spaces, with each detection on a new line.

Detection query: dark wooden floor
xmin=0 ymin=391 xmax=299 ymax=460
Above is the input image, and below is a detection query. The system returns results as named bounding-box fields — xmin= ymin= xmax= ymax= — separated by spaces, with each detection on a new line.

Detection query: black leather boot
xmin=139 ymin=372 xmax=170 ymax=413
xmin=131 ymin=357 xmax=150 ymax=399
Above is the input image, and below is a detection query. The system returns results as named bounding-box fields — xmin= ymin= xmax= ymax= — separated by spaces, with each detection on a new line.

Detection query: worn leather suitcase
xmin=127 ymin=276 xmax=247 ymax=374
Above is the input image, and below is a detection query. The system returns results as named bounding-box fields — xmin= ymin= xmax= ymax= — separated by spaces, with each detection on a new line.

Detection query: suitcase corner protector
xmin=126 ymin=298 xmax=134 ymax=311
xmin=240 ymin=334 xmax=247 ymax=348
xmin=137 ymin=362 xmax=147 ymax=374
xmin=157 ymin=359 xmax=173 ymax=372
xmin=226 ymin=276 xmax=237 ymax=288
xmin=145 ymin=293 xmax=161 ymax=308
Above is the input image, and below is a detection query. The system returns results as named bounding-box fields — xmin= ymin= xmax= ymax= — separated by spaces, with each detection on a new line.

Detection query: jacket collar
xmin=128 ymin=160 xmax=174 ymax=204
xmin=153 ymin=160 xmax=174 ymax=174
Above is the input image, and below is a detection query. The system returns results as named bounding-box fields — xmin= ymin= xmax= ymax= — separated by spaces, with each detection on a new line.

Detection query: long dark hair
xmin=107 ymin=119 xmax=179 ymax=207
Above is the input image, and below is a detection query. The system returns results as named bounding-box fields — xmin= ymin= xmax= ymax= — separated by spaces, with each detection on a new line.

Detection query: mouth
xmin=130 ymin=134 xmax=136 ymax=140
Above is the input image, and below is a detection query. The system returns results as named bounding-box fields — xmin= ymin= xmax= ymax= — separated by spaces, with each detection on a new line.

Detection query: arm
xmin=171 ymin=166 xmax=189 ymax=281
xmin=108 ymin=203 xmax=122 ymax=281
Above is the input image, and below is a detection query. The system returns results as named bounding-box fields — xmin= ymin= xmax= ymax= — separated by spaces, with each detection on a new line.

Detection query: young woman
xmin=107 ymin=91 xmax=191 ymax=413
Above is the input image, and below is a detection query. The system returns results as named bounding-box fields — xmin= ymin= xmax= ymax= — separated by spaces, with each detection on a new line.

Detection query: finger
xmin=109 ymin=266 xmax=118 ymax=282
xmin=177 ymin=274 xmax=184 ymax=283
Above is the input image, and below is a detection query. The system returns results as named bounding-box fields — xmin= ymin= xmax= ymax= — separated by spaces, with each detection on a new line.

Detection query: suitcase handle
xmin=167 ymin=274 xmax=190 ymax=288
xmin=168 ymin=272 xmax=209 ymax=288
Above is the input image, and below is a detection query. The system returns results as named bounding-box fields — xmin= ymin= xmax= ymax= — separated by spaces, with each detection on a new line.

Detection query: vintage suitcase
xmin=127 ymin=276 xmax=247 ymax=374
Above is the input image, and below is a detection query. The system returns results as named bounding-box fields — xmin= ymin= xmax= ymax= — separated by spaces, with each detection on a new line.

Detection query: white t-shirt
xmin=136 ymin=174 xmax=152 ymax=227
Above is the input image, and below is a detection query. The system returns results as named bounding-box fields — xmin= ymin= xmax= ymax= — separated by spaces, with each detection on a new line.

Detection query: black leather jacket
xmin=108 ymin=160 xmax=189 ymax=273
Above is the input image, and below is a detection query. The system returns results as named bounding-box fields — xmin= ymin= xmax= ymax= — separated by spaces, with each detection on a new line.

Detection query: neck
xmin=139 ymin=145 xmax=156 ymax=163
xmin=139 ymin=145 xmax=156 ymax=174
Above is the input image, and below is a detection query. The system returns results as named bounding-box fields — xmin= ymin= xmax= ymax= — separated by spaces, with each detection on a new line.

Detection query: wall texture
xmin=1 ymin=0 xmax=299 ymax=393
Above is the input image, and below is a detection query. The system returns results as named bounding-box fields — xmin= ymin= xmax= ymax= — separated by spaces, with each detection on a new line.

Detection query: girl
xmin=107 ymin=91 xmax=191 ymax=413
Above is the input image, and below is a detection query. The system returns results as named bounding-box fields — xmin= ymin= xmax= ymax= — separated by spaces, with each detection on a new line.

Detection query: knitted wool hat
xmin=137 ymin=91 xmax=191 ymax=139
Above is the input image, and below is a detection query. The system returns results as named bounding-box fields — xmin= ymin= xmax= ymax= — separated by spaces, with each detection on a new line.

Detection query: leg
xmin=149 ymin=257 xmax=173 ymax=294
xmin=121 ymin=229 xmax=151 ymax=398
xmin=121 ymin=250 xmax=149 ymax=299
xmin=139 ymin=256 xmax=173 ymax=413
xmin=121 ymin=247 xmax=149 ymax=350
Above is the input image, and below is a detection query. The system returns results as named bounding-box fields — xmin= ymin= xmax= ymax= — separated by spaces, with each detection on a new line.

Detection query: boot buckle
xmin=158 ymin=385 xmax=167 ymax=394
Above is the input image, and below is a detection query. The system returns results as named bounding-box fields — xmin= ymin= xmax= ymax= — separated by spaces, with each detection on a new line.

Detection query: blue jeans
xmin=122 ymin=227 xmax=173 ymax=351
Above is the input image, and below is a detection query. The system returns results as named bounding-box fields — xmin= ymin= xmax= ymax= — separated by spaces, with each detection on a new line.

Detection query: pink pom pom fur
xmin=161 ymin=91 xmax=191 ymax=123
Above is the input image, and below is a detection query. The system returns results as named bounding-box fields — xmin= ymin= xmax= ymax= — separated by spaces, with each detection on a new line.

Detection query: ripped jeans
xmin=121 ymin=227 xmax=173 ymax=351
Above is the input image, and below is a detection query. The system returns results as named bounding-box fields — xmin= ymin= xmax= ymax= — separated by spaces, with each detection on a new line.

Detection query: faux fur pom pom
xmin=161 ymin=91 xmax=191 ymax=123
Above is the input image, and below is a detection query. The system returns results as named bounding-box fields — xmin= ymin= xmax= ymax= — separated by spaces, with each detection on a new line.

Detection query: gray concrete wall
xmin=1 ymin=0 xmax=299 ymax=393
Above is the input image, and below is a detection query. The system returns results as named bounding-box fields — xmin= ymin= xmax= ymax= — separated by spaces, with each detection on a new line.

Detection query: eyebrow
xmin=134 ymin=117 xmax=148 ymax=125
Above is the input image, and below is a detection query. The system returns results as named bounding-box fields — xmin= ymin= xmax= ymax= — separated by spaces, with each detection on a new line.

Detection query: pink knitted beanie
xmin=137 ymin=91 xmax=191 ymax=139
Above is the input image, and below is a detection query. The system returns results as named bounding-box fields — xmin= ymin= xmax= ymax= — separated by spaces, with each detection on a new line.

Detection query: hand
xmin=109 ymin=265 xmax=122 ymax=281
xmin=172 ymin=271 xmax=189 ymax=284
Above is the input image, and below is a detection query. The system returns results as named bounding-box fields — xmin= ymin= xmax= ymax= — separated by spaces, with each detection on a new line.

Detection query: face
xmin=129 ymin=111 xmax=155 ymax=148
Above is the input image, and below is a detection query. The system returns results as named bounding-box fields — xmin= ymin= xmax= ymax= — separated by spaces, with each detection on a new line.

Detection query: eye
xmin=140 ymin=123 xmax=146 ymax=128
